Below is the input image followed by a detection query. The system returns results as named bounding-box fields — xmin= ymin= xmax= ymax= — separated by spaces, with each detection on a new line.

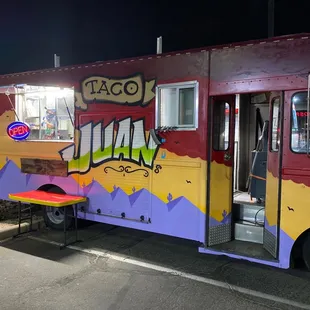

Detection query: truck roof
xmin=0 ymin=32 xmax=309 ymax=81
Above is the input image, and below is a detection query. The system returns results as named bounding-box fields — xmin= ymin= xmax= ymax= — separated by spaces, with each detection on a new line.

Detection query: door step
xmin=233 ymin=201 xmax=265 ymax=245
xmin=234 ymin=220 xmax=263 ymax=244
xmin=233 ymin=202 xmax=265 ymax=224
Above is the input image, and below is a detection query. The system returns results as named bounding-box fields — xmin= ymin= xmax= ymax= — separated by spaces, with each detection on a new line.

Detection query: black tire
xmin=42 ymin=187 xmax=74 ymax=231
xmin=302 ymin=233 xmax=310 ymax=271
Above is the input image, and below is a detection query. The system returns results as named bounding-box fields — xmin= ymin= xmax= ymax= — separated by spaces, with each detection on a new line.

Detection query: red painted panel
xmin=76 ymin=80 xmax=208 ymax=161
xmin=9 ymin=190 xmax=86 ymax=206
xmin=210 ymin=39 xmax=310 ymax=82
xmin=282 ymin=168 xmax=310 ymax=177
xmin=1 ymin=35 xmax=310 ymax=166
xmin=0 ymin=53 xmax=208 ymax=88
xmin=0 ymin=54 xmax=210 ymax=161
xmin=0 ymin=93 xmax=15 ymax=115
xmin=210 ymin=75 xmax=308 ymax=96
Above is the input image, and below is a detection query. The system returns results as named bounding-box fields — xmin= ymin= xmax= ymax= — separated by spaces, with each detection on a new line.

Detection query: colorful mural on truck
xmin=0 ymin=73 xmax=206 ymax=244
xmin=1 ymin=32 xmax=310 ymax=270
xmin=0 ymin=71 xmax=299 ymax=270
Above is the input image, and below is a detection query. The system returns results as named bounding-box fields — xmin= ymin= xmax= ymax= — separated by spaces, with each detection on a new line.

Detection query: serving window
xmin=14 ymin=85 xmax=75 ymax=141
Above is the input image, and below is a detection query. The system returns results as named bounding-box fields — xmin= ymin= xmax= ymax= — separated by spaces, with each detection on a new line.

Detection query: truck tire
xmin=42 ymin=187 xmax=74 ymax=231
xmin=302 ymin=232 xmax=310 ymax=271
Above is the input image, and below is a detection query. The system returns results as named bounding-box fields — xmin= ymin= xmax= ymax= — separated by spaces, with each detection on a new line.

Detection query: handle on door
xmin=224 ymin=152 xmax=231 ymax=161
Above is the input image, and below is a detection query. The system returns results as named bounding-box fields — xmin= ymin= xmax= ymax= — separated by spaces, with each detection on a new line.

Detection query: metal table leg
xmin=14 ymin=201 xmax=36 ymax=238
xmin=75 ymin=204 xmax=78 ymax=243
xmin=61 ymin=206 xmax=67 ymax=249
xmin=18 ymin=201 xmax=22 ymax=235
xmin=60 ymin=205 xmax=80 ymax=249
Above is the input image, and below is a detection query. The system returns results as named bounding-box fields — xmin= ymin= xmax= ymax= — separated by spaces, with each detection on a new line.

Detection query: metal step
xmin=233 ymin=203 xmax=265 ymax=225
xmin=234 ymin=221 xmax=264 ymax=244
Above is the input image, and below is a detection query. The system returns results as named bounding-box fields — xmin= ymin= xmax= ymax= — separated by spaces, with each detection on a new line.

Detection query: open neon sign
xmin=7 ymin=121 xmax=30 ymax=141
xmin=296 ymin=111 xmax=310 ymax=117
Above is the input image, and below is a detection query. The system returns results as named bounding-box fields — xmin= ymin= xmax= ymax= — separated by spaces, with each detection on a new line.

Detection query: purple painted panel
xmin=82 ymin=180 xmax=113 ymax=215
xmin=129 ymin=189 xmax=150 ymax=220
xmin=26 ymin=174 xmax=79 ymax=195
xmin=78 ymin=204 xmax=205 ymax=242
xmin=208 ymin=213 xmax=232 ymax=227
xmin=0 ymin=159 xmax=27 ymax=199
xmin=0 ymin=160 xmax=295 ymax=266
xmin=264 ymin=219 xmax=294 ymax=269
xmin=0 ymin=159 xmax=205 ymax=242
xmin=78 ymin=178 xmax=203 ymax=240
xmin=278 ymin=229 xmax=295 ymax=269
xmin=264 ymin=217 xmax=277 ymax=237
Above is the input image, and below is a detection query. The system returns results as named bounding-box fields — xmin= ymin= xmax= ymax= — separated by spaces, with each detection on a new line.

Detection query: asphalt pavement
xmin=1 ymin=223 xmax=310 ymax=310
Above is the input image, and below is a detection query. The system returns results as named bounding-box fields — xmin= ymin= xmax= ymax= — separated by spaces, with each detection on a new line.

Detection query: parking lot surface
xmin=1 ymin=223 xmax=310 ymax=310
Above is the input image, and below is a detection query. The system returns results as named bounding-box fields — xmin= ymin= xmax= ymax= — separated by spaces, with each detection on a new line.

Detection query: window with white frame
xmin=15 ymin=85 xmax=75 ymax=141
xmin=156 ymin=81 xmax=198 ymax=129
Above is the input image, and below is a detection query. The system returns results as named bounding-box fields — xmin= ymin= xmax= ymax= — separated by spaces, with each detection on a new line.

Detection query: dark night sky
xmin=0 ymin=0 xmax=309 ymax=74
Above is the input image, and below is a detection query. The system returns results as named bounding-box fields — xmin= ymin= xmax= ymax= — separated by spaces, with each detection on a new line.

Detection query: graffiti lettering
xmin=85 ymin=79 xmax=139 ymax=97
xmin=76 ymin=73 xmax=156 ymax=111
xmin=59 ymin=117 xmax=160 ymax=175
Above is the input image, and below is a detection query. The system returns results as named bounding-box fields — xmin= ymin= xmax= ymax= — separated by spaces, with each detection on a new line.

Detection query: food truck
xmin=1 ymin=33 xmax=310 ymax=270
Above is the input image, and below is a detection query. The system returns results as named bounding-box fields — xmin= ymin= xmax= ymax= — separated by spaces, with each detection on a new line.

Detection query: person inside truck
xmin=41 ymin=108 xmax=57 ymax=139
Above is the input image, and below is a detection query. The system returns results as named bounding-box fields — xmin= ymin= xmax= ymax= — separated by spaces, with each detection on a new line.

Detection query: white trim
xmin=155 ymin=80 xmax=199 ymax=131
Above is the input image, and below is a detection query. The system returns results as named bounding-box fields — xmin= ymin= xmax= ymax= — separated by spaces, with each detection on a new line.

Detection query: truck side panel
xmin=209 ymin=37 xmax=310 ymax=268
xmin=210 ymin=37 xmax=310 ymax=95
xmin=0 ymin=53 xmax=209 ymax=243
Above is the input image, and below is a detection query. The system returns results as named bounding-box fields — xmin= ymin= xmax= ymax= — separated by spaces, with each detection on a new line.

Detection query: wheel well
xmin=37 ymin=184 xmax=66 ymax=194
xmin=291 ymin=228 xmax=310 ymax=268
xmin=39 ymin=184 xmax=74 ymax=230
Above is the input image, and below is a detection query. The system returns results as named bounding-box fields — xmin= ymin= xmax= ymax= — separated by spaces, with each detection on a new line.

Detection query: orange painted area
xmin=209 ymin=161 xmax=232 ymax=221
xmin=0 ymin=110 xmax=207 ymax=214
xmin=9 ymin=190 xmax=86 ymax=207
xmin=281 ymin=179 xmax=310 ymax=241
xmin=0 ymin=110 xmax=71 ymax=160
xmin=0 ymin=158 xmax=5 ymax=170
xmin=265 ymin=171 xmax=279 ymax=227
xmin=2 ymin=153 xmax=207 ymax=214
xmin=73 ymin=153 xmax=207 ymax=214
xmin=153 ymin=159 xmax=206 ymax=213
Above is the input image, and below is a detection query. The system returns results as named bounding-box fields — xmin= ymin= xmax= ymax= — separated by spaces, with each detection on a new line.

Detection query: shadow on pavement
xmin=1 ymin=235 xmax=79 ymax=262
xmin=2 ymin=222 xmax=310 ymax=306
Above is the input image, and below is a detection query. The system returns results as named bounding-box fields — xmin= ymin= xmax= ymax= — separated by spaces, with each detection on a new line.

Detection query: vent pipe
xmin=157 ymin=36 xmax=162 ymax=54
xmin=54 ymin=54 xmax=60 ymax=68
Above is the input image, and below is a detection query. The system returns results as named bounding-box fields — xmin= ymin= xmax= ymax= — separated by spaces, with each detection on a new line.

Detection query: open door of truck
xmin=263 ymin=91 xmax=283 ymax=258
xmin=207 ymin=95 xmax=235 ymax=246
